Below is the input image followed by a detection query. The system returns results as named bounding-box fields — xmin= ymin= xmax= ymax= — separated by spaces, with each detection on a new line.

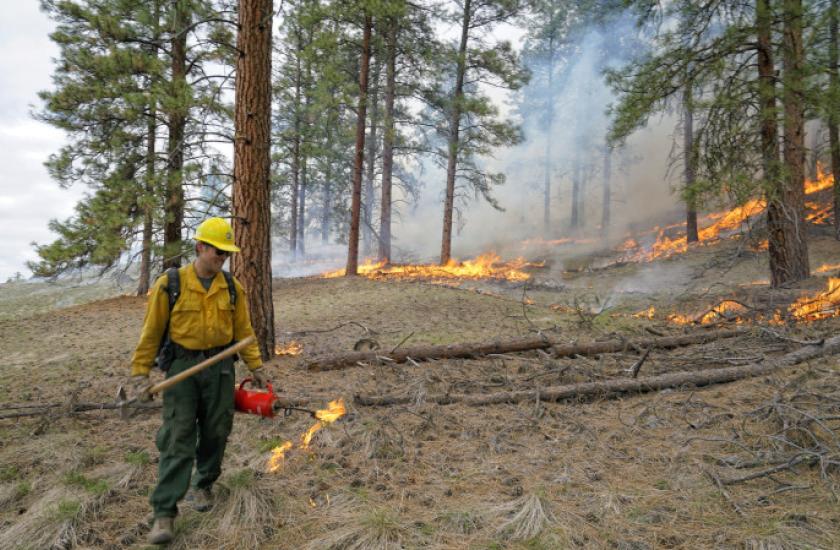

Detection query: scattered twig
xmin=627 ymin=348 xmax=651 ymax=378
xmin=705 ymin=469 xmax=744 ymax=516
xmin=391 ymin=332 xmax=415 ymax=354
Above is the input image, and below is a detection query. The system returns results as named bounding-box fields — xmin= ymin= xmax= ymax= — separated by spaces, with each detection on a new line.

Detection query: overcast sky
xmin=0 ymin=3 xmax=83 ymax=282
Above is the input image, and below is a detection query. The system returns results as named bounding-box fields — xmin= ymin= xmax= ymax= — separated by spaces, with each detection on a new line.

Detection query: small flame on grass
xmin=267 ymin=441 xmax=293 ymax=473
xmin=804 ymin=164 xmax=834 ymax=194
xmin=789 ymin=278 xmax=840 ymax=322
xmin=816 ymin=263 xmax=840 ymax=273
xmin=632 ymin=306 xmax=656 ymax=320
xmin=266 ymin=399 xmax=347 ymax=472
xmin=275 ymin=341 xmax=303 ymax=356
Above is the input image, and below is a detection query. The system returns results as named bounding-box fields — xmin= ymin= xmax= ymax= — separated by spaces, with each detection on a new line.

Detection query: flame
xmin=805 ymin=201 xmax=832 ymax=225
xmin=816 ymin=263 xmax=840 ymax=273
xmin=613 ymin=164 xmax=834 ymax=263
xmin=275 ymin=341 xmax=303 ymax=356
xmin=267 ymin=441 xmax=293 ymax=473
xmin=789 ymin=278 xmax=840 ymax=322
xmin=322 ymin=253 xmax=532 ymax=282
xmin=804 ymin=164 xmax=834 ymax=194
xmin=632 ymin=305 xmax=656 ymax=320
xmin=266 ymin=399 xmax=347 ymax=472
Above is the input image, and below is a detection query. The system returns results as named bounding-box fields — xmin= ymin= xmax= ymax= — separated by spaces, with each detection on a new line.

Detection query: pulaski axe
xmin=116 ymin=335 xmax=256 ymax=420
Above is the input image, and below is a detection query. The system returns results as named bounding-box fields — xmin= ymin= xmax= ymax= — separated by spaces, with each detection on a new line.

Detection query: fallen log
xmin=0 ymin=395 xmax=313 ymax=421
xmin=354 ymin=334 xmax=840 ymax=407
xmin=306 ymin=328 xmax=745 ymax=371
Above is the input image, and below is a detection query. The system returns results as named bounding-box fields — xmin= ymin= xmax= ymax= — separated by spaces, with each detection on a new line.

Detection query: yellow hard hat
xmin=195 ymin=217 xmax=241 ymax=252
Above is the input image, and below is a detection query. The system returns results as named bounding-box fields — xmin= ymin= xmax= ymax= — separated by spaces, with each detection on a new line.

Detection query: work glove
xmin=251 ymin=367 xmax=270 ymax=389
xmin=127 ymin=375 xmax=152 ymax=401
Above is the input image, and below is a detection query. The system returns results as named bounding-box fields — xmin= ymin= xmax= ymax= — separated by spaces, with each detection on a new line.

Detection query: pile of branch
xmin=306 ymin=328 xmax=746 ymax=371
xmin=355 ymin=334 xmax=840 ymax=407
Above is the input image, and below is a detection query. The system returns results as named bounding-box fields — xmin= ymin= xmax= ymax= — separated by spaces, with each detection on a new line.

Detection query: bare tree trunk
xmin=570 ymin=153 xmax=581 ymax=228
xmin=307 ymin=329 xmax=744 ymax=372
xmin=830 ymin=0 xmax=840 ymax=240
xmin=321 ymin=126 xmax=333 ymax=244
xmin=601 ymin=145 xmax=611 ymax=236
xmin=346 ymin=14 xmax=372 ymax=276
xmin=137 ymin=1 xmax=160 ymax=295
xmin=363 ymin=60 xmax=379 ymax=257
xmin=163 ymin=0 xmax=189 ymax=269
xmin=543 ymin=38 xmax=554 ymax=235
xmin=441 ymin=0 xmax=472 ymax=265
xmin=298 ymin=157 xmax=307 ymax=257
xmin=139 ymin=106 xmax=156 ymax=295
xmin=766 ymin=0 xmax=809 ymax=286
xmin=379 ymin=18 xmax=397 ymax=262
xmin=355 ymin=335 xmax=840 ymax=407
xmin=289 ymin=30 xmax=302 ymax=259
xmin=684 ymin=84 xmax=699 ymax=243
xmin=232 ymin=0 xmax=275 ymax=361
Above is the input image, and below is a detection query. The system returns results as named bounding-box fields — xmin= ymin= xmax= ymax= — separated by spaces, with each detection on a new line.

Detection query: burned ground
xmin=1 ymin=236 xmax=840 ymax=549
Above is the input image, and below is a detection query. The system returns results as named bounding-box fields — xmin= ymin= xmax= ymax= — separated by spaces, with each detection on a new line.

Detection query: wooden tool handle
xmin=148 ymin=335 xmax=256 ymax=396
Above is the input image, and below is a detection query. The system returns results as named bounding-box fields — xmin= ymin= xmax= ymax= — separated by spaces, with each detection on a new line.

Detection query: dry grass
xmin=489 ymin=492 xmax=555 ymax=541
xmin=303 ymin=495 xmax=413 ymax=550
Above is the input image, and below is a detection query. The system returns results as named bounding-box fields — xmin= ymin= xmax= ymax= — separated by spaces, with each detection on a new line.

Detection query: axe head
xmin=116 ymin=385 xmax=136 ymax=421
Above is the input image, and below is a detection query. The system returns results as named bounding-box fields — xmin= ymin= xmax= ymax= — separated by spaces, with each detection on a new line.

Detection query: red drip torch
xmin=234 ymin=378 xmax=318 ymax=419
xmin=235 ymin=378 xmax=279 ymax=418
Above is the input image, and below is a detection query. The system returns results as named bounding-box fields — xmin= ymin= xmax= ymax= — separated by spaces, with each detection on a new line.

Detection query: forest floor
xmin=1 ymin=229 xmax=840 ymax=549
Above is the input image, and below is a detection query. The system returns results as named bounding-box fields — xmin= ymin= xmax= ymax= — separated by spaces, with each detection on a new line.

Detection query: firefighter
xmin=127 ymin=217 xmax=269 ymax=545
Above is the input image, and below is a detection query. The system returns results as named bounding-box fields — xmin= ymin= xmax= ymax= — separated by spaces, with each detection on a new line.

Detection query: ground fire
xmin=267 ymin=398 xmax=347 ymax=473
xmin=615 ymin=167 xmax=834 ymax=263
xmin=275 ymin=341 xmax=303 ymax=356
xmin=322 ymin=252 xmax=532 ymax=282
xmin=789 ymin=278 xmax=840 ymax=322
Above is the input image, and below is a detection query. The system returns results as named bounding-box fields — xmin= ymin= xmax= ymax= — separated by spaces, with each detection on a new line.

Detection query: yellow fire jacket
xmin=130 ymin=263 xmax=263 ymax=376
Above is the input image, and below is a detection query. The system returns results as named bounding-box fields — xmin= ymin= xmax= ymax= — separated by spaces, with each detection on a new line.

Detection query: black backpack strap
xmin=165 ymin=267 xmax=180 ymax=310
xmin=222 ymin=270 xmax=237 ymax=307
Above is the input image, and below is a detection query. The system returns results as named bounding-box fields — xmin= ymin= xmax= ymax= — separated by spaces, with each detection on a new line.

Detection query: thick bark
xmin=363 ymin=60 xmax=380 ymax=257
xmin=441 ymin=0 xmax=472 ymax=265
xmin=232 ymin=0 xmax=275 ymax=361
xmin=346 ymin=15 xmax=372 ymax=276
xmin=601 ymin=145 xmax=611 ymax=236
xmin=378 ymin=18 xmax=397 ymax=262
xmin=306 ymin=328 xmax=745 ymax=372
xmin=163 ymin=0 xmax=190 ymax=268
xmin=767 ymin=0 xmax=810 ymax=286
xmin=830 ymin=0 xmax=840 ymax=240
xmin=684 ymin=85 xmax=699 ymax=243
xmin=355 ymin=334 xmax=840 ymax=407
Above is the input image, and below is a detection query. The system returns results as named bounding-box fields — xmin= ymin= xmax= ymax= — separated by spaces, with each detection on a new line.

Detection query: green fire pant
xmin=150 ymin=355 xmax=235 ymax=518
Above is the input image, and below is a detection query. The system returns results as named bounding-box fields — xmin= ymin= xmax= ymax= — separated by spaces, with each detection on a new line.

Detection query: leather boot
xmin=185 ymin=487 xmax=213 ymax=512
xmin=148 ymin=516 xmax=174 ymax=545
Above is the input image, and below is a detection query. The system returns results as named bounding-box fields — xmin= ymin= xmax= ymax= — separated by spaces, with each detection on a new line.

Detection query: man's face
xmin=196 ymin=241 xmax=229 ymax=275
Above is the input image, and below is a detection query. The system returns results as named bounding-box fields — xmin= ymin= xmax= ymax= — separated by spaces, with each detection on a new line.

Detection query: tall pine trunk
xmin=378 ymin=18 xmax=397 ymax=263
xmin=321 ymin=125 xmax=333 ymax=244
xmin=830 ymin=0 xmax=840 ymax=240
xmin=684 ymin=85 xmax=699 ymax=243
xmin=441 ymin=0 xmax=472 ymax=265
xmin=232 ymin=0 xmax=275 ymax=360
xmin=298 ymin=157 xmax=307 ymax=257
xmin=346 ymin=15 xmax=372 ymax=276
xmin=289 ymin=32 xmax=302 ymax=258
xmin=138 ymin=106 xmax=156 ymax=295
xmin=163 ymin=0 xmax=189 ymax=268
xmin=543 ymin=38 xmax=554 ymax=235
xmin=138 ymin=0 xmax=160 ymax=295
xmin=601 ymin=145 xmax=611 ymax=236
xmin=766 ymin=0 xmax=809 ymax=286
xmin=363 ymin=61 xmax=379 ymax=257
xmin=570 ymin=153 xmax=581 ymax=228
